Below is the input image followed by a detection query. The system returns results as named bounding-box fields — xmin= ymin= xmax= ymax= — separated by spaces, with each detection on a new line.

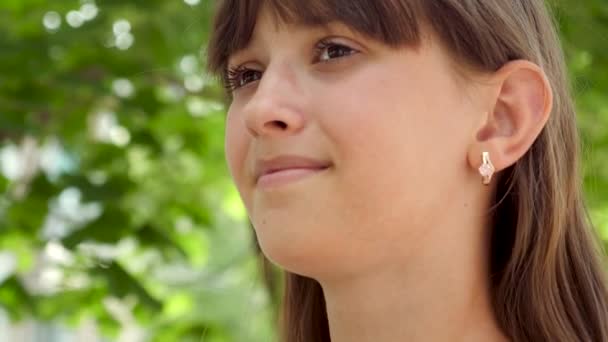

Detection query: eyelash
xmin=224 ymin=39 xmax=358 ymax=92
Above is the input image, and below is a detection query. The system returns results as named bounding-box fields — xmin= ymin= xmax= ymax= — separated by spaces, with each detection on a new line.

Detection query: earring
xmin=478 ymin=152 xmax=495 ymax=185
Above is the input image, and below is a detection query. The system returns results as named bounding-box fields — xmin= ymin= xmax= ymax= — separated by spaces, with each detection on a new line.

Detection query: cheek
xmin=318 ymin=63 xmax=430 ymax=174
xmin=313 ymin=59 xmax=471 ymax=238
xmin=325 ymin=56 xmax=469 ymax=171
xmin=224 ymin=112 xmax=250 ymax=194
xmin=310 ymin=85 xmax=421 ymax=243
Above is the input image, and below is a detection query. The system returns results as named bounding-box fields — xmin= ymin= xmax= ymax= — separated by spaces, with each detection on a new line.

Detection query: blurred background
xmin=0 ymin=0 xmax=606 ymax=341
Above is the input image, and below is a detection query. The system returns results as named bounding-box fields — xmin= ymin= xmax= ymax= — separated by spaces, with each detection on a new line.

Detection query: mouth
xmin=256 ymin=166 xmax=330 ymax=190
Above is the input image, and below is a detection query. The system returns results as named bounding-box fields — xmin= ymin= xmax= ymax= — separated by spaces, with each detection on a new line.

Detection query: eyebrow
xmin=225 ymin=22 xmax=348 ymax=69
xmin=226 ymin=38 xmax=260 ymax=69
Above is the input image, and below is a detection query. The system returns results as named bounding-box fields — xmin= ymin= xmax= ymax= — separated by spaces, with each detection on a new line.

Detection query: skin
xmin=224 ymin=5 xmax=553 ymax=342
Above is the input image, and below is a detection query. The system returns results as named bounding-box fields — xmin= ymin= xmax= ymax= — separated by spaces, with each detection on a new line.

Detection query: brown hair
xmin=206 ymin=0 xmax=608 ymax=341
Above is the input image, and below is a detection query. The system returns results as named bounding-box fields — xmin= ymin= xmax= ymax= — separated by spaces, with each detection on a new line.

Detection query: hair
xmin=206 ymin=0 xmax=608 ymax=341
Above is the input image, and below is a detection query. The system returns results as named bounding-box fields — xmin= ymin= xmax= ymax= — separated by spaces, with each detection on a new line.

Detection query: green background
xmin=0 ymin=0 xmax=606 ymax=341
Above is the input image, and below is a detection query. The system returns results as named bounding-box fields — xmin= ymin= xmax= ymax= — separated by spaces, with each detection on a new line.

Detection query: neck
xmin=318 ymin=221 xmax=510 ymax=342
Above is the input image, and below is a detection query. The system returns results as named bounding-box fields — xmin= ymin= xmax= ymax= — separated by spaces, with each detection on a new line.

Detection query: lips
xmin=254 ymin=155 xmax=332 ymax=183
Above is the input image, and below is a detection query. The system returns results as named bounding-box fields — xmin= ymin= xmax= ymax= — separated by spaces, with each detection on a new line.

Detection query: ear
xmin=467 ymin=60 xmax=553 ymax=176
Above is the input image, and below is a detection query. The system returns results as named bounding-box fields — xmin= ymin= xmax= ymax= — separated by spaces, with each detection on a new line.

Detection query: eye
xmin=224 ymin=66 xmax=262 ymax=92
xmin=314 ymin=39 xmax=358 ymax=63
xmin=224 ymin=38 xmax=359 ymax=92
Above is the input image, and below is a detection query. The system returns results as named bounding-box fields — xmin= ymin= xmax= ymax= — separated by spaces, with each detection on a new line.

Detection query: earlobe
xmin=468 ymin=60 xmax=553 ymax=176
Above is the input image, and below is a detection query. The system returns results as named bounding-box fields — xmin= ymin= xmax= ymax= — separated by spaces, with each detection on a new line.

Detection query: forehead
xmin=227 ymin=9 xmax=358 ymax=66
xmin=209 ymin=0 xmax=424 ymax=75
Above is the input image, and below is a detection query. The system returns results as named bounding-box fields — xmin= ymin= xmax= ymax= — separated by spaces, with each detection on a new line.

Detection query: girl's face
xmin=224 ymin=7 xmax=483 ymax=278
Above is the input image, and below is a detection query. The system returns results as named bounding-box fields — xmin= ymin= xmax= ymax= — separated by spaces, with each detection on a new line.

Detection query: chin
xmin=254 ymin=225 xmax=358 ymax=280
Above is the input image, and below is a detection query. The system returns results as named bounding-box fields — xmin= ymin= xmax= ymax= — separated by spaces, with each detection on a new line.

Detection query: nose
xmin=243 ymin=63 xmax=306 ymax=138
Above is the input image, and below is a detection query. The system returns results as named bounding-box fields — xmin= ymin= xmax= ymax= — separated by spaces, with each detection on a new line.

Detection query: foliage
xmin=0 ymin=0 xmax=277 ymax=341
xmin=0 ymin=0 xmax=606 ymax=341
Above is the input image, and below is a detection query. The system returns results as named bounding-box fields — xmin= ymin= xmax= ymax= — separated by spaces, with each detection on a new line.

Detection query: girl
xmin=206 ymin=0 xmax=608 ymax=341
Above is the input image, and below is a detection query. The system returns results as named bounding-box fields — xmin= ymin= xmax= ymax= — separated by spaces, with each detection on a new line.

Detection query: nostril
xmin=269 ymin=121 xmax=287 ymax=129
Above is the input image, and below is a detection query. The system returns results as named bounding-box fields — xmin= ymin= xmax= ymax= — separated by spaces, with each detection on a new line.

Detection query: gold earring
xmin=478 ymin=152 xmax=495 ymax=185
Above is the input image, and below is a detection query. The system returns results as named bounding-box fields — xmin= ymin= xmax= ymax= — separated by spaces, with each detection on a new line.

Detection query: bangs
xmin=206 ymin=0 xmax=424 ymax=80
